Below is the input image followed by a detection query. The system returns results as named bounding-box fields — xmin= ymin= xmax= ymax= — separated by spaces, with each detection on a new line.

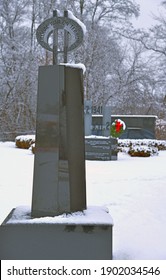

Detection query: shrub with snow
xmin=118 ymin=139 xmax=166 ymax=157
xmin=118 ymin=139 xmax=166 ymax=154
xmin=15 ymin=135 xmax=35 ymax=149
xmin=31 ymin=143 xmax=35 ymax=154
xmin=155 ymin=118 xmax=166 ymax=140
xmin=15 ymin=134 xmax=166 ymax=157
xmin=128 ymin=145 xmax=159 ymax=157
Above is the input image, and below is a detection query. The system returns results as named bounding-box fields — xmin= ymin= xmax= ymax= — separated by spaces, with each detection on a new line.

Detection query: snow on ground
xmin=86 ymin=152 xmax=166 ymax=260
xmin=0 ymin=141 xmax=166 ymax=260
xmin=6 ymin=205 xmax=113 ymax=225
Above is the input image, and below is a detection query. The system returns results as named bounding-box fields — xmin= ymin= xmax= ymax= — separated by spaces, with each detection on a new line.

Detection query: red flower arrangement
xmin=110 ymin=119 xmax=126 ymax=138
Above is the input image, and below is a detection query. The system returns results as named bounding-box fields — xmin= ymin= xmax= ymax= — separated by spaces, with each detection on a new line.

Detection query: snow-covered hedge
xmin=15 ymin=135 xmax=35 ymax=149
xmin=15 ymin=135 xmax=166 ymax=157
xmin=118 ymin=139 xmax=166 ymax=152
xmin=31 ymin=143 xmax=35 ymax=154
xmin=156 ymin=118 xmax=166 ymax=140
xmin=118 ymin=139 xmax=166 ymax=157
xmin=128 ymin=145 xmax=159 ymax=157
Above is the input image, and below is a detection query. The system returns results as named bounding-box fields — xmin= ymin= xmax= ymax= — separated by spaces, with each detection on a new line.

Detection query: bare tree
xmin=0 ymin=0 xmax=142 ymax=139
xmin=0 ymin=0 xmax=37 ymax=139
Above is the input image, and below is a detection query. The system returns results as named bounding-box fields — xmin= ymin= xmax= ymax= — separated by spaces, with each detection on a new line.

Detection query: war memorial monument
xmin=0 ymin=10 xmax=113 ymax=259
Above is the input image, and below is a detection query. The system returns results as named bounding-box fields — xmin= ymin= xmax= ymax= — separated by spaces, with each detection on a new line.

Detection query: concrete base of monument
xmin=0 ymin=206 xmax=113 ymax=260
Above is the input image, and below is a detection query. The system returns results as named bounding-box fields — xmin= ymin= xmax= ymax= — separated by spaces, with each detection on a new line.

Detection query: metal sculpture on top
xmin=36 ymin=10 xmax=84 ymax=64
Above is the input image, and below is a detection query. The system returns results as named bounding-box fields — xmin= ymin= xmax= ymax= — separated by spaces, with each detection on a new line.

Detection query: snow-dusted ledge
xmin=1 ymin=206 xmax=113 ymax=259
xmin=6 ymin=206 xmax=113 ymax=225
xmin=85 ymin=135 xmax=110 ymax=139
xmin=60 ymin=63 xmax=86 ymax=74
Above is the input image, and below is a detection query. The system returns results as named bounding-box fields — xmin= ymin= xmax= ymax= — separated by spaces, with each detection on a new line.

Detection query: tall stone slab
xmin=102 ymin=106 xmax=111 ymax=137
xmin=65 ymin=67 xmax=86 ymax=212
xmin=84 ymin=100 xmax=92 ymax=136
xmin=31 ymin=65 xmax=86 ymax=217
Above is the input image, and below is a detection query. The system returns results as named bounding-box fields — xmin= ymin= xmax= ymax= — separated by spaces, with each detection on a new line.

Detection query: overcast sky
xmin=133 ymin=0 xmax=164 ymax=28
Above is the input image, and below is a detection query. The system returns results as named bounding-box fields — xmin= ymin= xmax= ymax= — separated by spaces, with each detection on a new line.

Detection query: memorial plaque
xmin=85 ymin=138 xmax=111 ymax=160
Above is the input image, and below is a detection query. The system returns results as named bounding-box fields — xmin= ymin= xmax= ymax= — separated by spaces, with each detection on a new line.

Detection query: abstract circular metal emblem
xmin=36 ymin=16 xmax=84 ymax=53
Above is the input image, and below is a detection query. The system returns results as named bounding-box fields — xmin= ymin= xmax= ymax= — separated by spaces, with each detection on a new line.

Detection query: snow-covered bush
xmin=118 ymin=139 xmax=166 ymax=153
xmin=15 ymin=135 xmax=35 ymax=149
xmin=155 ymin=119 xmax=166 ymax=140
xmin=156 ymin=140 xmax=166 ymax=150
xmin=31 ymin=143 xmax=35 ymax=154
xmin=15 ymin=134 xmax=166 ymax=158
xmin=128 ymin=145 xmax=159 ymax=157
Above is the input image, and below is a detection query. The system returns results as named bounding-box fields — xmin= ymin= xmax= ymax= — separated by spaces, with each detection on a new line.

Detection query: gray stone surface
xmin=0 ymin=207 xmax=113 ymax=260
xmin=92 ymin=114 xmax=156 ymax=139
xmin=85 ymin=137 xmax=111 ymax=160
xmin=31 ymin=65 xmax=86 ymax=217
xmin=110 ymin=137 xmax=118 ymax=160
xmin=85 ymin=105 xmax=111 ymax=136
xmin=84 ymin=100 xmax=92 ymax=136
xmin=102 ymin=106 xmax=111 ymax=137
xmin=85 ymin=137 xmax=117 ymax=161
xmin=111 ymin=115 xmax=156 ymax=139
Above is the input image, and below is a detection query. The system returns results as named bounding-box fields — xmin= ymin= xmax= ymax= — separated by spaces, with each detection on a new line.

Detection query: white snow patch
xmin=85 ymin=135 xmax=110 ymax=139
xmin=67 ymin=10 xmax=87 ymax=35
xmin=15 ymin=134 xmax=35 ymax=142
xmin=111 ymin=115 xmax=157 ymax=118
xmin=60 ymin=63 xmax=86 ymax=74
xmin=0 ymin=142 xmax=166 ymax=259
xmin=6 ymin=205 xmax=113 ymax=225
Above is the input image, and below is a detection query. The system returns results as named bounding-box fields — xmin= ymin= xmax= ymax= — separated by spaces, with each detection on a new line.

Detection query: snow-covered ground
xmin=0 ymin=141 xmax=166 ymax=260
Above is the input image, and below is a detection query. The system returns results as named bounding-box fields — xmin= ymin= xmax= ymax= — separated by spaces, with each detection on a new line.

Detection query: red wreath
xmin=110 ymin=119 xmax=126 ymax=138
xmin=115 ymin=120 xmax=123 ymax=132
